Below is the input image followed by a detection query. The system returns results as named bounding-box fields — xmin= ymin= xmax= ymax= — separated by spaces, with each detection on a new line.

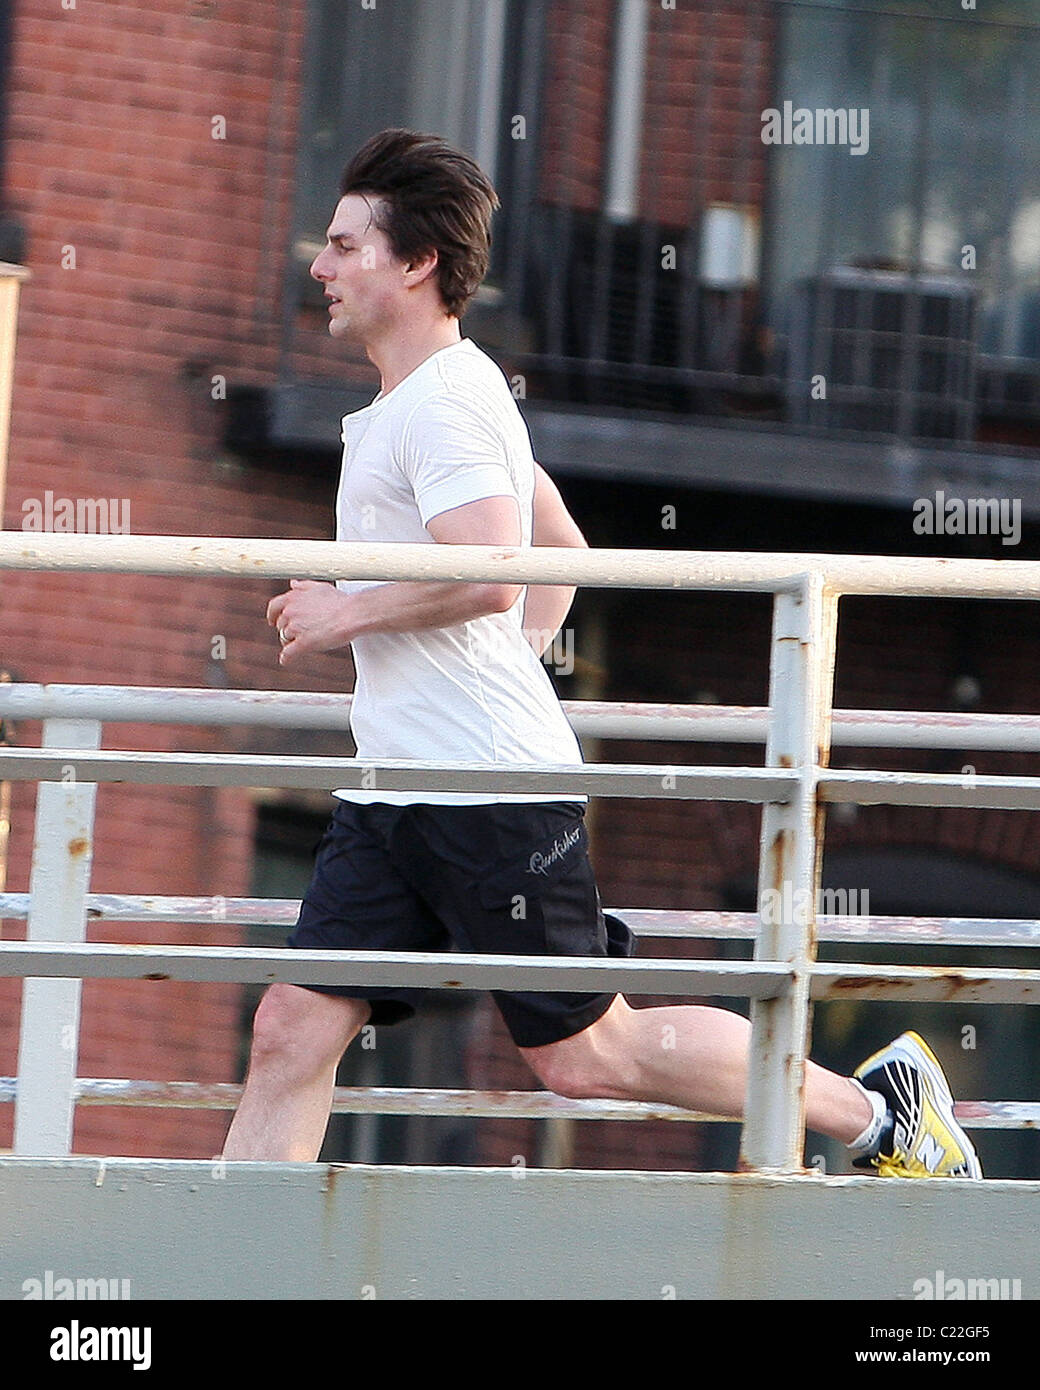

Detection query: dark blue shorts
xmin=286 ymin=798 xmax=636 ymax=1048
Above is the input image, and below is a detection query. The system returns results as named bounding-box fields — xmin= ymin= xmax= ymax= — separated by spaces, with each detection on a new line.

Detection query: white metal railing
xmin=2 ymin=534 xmax=1040 ymax=1171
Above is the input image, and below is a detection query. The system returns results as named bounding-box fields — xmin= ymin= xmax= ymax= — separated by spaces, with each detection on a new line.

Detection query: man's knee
xmin=521 ymin=998 xmax=635 ymax=1099
xmin=249 ymin=983 xmax=370 ymax=1074
xmin=525 ymin=1045 xmax=599 ymax=1100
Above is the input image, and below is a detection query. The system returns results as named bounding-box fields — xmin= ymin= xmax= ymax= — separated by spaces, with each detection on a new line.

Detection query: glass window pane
xmin=767 ymin=5 xmax=1040 ymax=359
xmin=297 ymin=0 xmax=509 ymax=247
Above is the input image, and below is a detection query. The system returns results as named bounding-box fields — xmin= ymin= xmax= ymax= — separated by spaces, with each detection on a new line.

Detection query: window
xmin=768 ymin=3 xmax=1040 ymax=362
xmin=0 ymin=0 xmax=25 ymax=263
xmin=290 ymin=0 xmax=519 ymax=307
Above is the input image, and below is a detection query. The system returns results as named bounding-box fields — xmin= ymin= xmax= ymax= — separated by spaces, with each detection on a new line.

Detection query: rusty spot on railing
xmin=829 ymin=975 xmax=882 ymax=993
xmin=935 ymin=971 xmax=972 ymax=994
xmin=68 ymin=838 xmax=89 ymax=858
xmin=827 ymin=968 xmax=987 ymax=998
xmin=768 ymin=828 xmax=789 ymax=890
xmin=142 ymin=972 xmax=170 ymax=981
xmin=323 ymin=1164 xmax=347 ymax=1209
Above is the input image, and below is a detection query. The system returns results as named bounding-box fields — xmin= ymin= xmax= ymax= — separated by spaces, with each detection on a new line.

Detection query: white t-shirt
xmin=332 ymin=337 xmax=588 ymax=806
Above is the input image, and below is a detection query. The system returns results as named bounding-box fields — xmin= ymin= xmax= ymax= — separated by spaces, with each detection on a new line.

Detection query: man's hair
xmin=339 ymin=128 xmax=500 ymax=318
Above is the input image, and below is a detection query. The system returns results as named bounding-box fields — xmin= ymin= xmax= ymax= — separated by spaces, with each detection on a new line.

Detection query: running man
xmin=222 ymin=129 xmax=981 ymax=1180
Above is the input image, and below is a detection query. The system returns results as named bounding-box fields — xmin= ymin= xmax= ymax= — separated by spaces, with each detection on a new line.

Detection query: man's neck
xmin=368 ymin=318 xmax=463 ymax=396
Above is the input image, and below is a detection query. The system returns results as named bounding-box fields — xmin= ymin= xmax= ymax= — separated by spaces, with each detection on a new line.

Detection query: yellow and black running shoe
xmin=852 ymin=1031 xmax=982 ymax=1179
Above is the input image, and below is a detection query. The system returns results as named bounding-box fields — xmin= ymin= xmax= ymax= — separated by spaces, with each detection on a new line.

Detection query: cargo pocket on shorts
xmin=478 ymin=818 xmax=602 ymax=957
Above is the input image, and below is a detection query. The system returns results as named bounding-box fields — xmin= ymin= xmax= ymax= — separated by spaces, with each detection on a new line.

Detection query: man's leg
xmin=222 ymin=983 xmax=372 ymax=1161
xmin=519 ymin=995 xmax=872 ymax=1143
xmin=225 ymin=800 xmax=443 ymax=1161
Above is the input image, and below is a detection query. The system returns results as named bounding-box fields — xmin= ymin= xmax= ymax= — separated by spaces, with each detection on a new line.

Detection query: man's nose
xmin=310 ymin=250 xmax=330 ymax=281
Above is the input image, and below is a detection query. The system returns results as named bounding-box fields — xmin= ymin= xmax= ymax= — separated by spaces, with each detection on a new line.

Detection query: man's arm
xmin=522 ymin=462 xmax=588 ymax=657
xmin=269 ymin=495 xmax=524 ymax=666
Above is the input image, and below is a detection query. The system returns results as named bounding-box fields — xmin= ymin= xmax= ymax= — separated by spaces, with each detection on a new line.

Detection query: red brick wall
xmin=641 ymin=0 xmax=775 ymax=221
xmin=539 ymin=0 xmax=775 ymax=220
xmin=0 ymin=0 xmax=346 ymax=1158
xmin=539 ymin=0 xmax=615 ymax=212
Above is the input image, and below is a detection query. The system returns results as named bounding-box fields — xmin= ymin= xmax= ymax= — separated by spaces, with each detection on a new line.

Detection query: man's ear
xmin=404 ymin=248 xmax=439 ymax=286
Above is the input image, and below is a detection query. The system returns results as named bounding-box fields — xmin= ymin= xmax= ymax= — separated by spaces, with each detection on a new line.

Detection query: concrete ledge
xmin=0 ymin=1159 xmax=1036 ymax=1300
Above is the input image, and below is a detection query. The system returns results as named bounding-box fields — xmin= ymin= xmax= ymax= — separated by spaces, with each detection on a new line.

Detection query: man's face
xmin=309 ymin=193 xmax=408 ymax=343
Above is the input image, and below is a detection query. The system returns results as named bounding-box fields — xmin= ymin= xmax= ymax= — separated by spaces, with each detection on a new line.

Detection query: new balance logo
xmin=916 ymin=1133 xmax=945 ymax=1172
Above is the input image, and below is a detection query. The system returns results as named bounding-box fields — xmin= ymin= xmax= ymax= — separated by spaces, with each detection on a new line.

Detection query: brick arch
xmin=827 ymin=803 xmax=1040 ymax=886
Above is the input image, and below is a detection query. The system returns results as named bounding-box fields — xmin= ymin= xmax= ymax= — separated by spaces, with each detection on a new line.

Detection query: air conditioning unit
xmin=784 ymin=267 xmax=978 ymax=441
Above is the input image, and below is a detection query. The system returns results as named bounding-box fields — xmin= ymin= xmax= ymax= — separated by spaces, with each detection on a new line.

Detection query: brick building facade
xmin=2 ymin=0 xmax=1038 ymax=1177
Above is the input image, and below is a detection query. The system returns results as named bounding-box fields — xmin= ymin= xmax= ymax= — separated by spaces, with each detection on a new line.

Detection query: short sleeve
xmin=398 ymin=392 xmax=519 ymax=528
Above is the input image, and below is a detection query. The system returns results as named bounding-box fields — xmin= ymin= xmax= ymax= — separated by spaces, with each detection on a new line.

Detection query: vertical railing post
xmin=740 ymin=574 xmax=838 ymax=1171
xmin=13 ymin=719 xmax=101 ymax=1156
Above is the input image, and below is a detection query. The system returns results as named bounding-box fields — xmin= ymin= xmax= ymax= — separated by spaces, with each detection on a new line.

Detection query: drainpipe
xmin=603 ymin=0 xmax=649 ymax=223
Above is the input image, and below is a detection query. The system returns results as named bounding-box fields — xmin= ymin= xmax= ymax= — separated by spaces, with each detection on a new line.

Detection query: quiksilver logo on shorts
xmin=528 ymin=825 xmax=582 ymax=875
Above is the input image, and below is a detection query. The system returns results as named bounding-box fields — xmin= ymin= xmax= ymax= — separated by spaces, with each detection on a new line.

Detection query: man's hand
xmin=268 ymin=579 xmax=354 ymax=667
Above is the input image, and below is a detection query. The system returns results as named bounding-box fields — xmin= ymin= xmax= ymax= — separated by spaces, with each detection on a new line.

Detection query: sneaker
xmin=852 ymin=1031 xmax=982 ymax=1179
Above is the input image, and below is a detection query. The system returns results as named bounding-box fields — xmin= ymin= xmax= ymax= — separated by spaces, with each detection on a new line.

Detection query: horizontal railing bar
xmin=811 ymin=963 xmax=1040 ymax=1004
xmin=0 ymin=685 xmax=357 ymax=730
xmin=824 ymin=708 xmax=1040 ymax=753
xmin=953 ymin=1102 xmax=1040 ymax=1131
xmin=616 ymin=911 xmax=1040 ymax=948
xmin=5 ymin=686 xmax=1040 ymax=751
xmin=0 ymin=1078 xmax=714 ymax=1121
xmin=0 ymin=1078 xmax=1030 ymax=1129
xmin=820 ymin=770 xmax=1040 ymax=810
xmin=0 ymin=893 xmax=311 ymax=925
xmin=0 ymin=748 xmax=796 ymax=800
xmin=4 ymin=895 xmax=1039 ymax=949
xmin=5 ymin=748 xmax=1040 ymax=810
xmin=0 ymin=942 xmax=793 ymax=997
xmin=1 ymin=942 xmax=1038 ymax=1001
xmin=6 ymin=534 xmax=1040 ymax=599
